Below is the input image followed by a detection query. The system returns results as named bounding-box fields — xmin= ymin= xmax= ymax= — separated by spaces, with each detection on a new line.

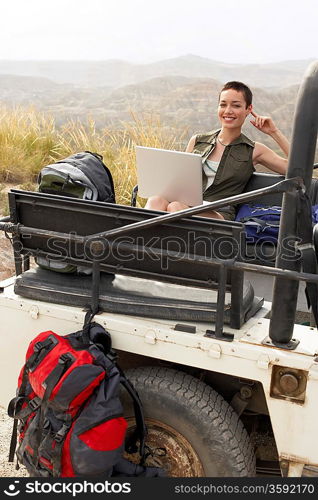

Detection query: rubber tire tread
xmin=124 ymin=366 xmax=256 ymax=477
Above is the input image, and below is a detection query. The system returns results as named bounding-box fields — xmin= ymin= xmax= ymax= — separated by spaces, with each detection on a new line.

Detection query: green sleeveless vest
xmin=193 ymin=130 xmax=255 ymax=210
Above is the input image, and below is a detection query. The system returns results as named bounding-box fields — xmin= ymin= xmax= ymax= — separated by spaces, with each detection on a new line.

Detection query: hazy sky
xmin=1 ymin=0 xmax=317 ymax=64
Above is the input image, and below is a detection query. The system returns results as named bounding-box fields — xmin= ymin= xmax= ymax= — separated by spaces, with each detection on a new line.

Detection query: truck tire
xmin=123 ymin=366 xmax=256 ymax=477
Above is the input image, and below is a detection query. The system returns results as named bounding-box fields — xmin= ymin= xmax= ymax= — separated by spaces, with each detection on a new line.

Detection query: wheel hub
xmin=126 ymin=417 xmax=204 ymax=477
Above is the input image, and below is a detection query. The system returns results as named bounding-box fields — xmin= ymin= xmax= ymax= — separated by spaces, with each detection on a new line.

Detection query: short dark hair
xmin=219 ymin=81 xmax=253 ymax=108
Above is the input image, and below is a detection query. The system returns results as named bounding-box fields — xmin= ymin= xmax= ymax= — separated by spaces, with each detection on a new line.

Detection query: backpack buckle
xmin=34 ymin=341 xmax=44 ymax=352
xmin=34 ymin=336 xmax=55 ymax=353
xmin=58 ymin=353 xmax=74 ymax=365
xmin=28 ymin=397 xmax=41 ymax=411
xmin=54 ymin=423 xmax=70 ymax=443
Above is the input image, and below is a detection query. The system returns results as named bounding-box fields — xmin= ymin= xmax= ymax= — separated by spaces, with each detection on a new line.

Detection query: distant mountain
xmin=0 ymin=73 xmax=300 ymax=155
xmin=0 ymin=74 xmax=112 ymax=116
xmin=0 ymin=55 xmax=314 ymax=88
xmin=97 ymin=76 xmax=298 ymax=146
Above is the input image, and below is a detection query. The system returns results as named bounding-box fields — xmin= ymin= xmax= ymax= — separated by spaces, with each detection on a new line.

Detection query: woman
xmin=145 ymin=81 xmax=289 ymax=220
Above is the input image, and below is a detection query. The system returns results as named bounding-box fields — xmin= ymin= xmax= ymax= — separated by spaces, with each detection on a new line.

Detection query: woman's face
xmin=218 ymin=89 xmax=252 ymax=129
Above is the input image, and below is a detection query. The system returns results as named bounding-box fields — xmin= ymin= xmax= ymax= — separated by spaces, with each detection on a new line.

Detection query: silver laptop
xmin=135 ymin=146 xmax=203 ymax=207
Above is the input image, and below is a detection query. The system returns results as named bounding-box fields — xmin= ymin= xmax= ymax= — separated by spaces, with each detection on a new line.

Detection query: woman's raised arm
xmin=251 ymin=111 xmax=289 ymax=174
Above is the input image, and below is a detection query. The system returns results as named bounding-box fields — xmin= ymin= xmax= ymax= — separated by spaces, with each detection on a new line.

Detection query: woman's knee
xmin=145 ymin=196 xmax=169 ymax=211
xmin=167 ymin=201 xmax=189 ymax=212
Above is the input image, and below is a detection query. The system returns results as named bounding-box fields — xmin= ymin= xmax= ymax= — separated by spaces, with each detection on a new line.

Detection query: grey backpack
xmin=37 ymin=151 xmax=115 ymax=273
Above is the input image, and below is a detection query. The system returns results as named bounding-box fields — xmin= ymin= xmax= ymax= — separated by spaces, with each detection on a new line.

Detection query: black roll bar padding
xmin=10 ymin=230 xmax=318 ymax=285
xmin=85 ymin=177 xmax=303 ymax=243
xmin=0 ymin=178 xmax=301 ymax=241
xmin=269 ymin=61 xmax=318 ymax=344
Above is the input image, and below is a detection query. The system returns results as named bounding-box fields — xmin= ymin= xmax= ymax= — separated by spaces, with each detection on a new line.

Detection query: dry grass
xmin=0 ymin=106 xmax=186 ymax=212
xmin=0 ymin=106 xmax=62 ymax=184
xmin=105 ymin=112 xmax=187 ymax=206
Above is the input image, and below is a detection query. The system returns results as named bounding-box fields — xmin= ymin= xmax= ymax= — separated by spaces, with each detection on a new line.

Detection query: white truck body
xmin=1 ymin=276 xmax=317 ymax=477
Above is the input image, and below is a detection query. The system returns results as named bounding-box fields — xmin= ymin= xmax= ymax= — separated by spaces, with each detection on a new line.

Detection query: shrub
xmin=0 ymin=106 xmax=186 ymax=211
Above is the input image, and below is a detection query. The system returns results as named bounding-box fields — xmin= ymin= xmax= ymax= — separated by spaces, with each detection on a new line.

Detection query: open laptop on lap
xmin=135 ymin=146 xmax=203 ymax=207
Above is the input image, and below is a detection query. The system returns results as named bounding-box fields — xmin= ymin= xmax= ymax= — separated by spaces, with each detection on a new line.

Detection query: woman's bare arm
xmin=186 ymin=135 xmax=196 ymax=153
xmin=253 ymin=142 xmax=288 ymax=174
xmin=250 ymin=111 xmax=289 ymax=174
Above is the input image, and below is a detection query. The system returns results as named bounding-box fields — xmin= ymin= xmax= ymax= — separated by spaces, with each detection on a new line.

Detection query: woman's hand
xmin=250 ymin=111 xmax=278 ymax=136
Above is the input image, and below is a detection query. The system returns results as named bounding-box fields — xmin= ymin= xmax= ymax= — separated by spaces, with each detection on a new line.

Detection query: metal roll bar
xmin=269 ymin=61 xmax=318 ymax=345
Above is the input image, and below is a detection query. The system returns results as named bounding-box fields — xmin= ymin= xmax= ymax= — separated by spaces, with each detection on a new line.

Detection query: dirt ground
xmin=0 ymin=232 xmax=15 ymax=280
xmin=0 ymin=407 xmax=27 ymax=477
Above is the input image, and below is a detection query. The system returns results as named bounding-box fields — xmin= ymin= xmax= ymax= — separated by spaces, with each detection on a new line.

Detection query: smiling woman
xmin=145 ymin=81 xmax=290 ymax=220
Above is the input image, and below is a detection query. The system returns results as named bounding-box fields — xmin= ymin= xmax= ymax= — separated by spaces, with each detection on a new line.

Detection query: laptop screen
xmin=135 ymin=146 xmax=203 ymax=207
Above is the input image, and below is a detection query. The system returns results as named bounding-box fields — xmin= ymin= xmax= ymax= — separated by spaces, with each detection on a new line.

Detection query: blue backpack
xmin=236 ymin=203 xmax=318 ymax=244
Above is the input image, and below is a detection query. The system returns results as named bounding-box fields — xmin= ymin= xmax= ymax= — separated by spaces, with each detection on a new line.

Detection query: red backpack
xmin=8 ymin=322 xmax=161 ymax=477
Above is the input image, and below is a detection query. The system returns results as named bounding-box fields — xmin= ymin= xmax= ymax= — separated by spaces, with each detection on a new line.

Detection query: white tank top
xmin=203 ymin=159 xmax=219 ymax=191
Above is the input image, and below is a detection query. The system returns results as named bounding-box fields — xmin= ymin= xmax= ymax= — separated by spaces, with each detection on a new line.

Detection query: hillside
xmin=0 ymin=56 xmax=314 ymax=158
xmin=0 ymin=55 xmax=313 ymax=88
xmin=0 ymin=73 xmax=299 ymax=153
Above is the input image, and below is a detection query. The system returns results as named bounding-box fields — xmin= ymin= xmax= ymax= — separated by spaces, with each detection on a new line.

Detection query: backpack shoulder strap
xmin=80 ymin=317 xmax=147 ymax=464
xmin=118 ymin=369 xmax=147 ymax=464
xmin=81 ymin=260 xmax=101 ymax=344
xmin=32 ymin=353 xmax=74 ymax=467
xmin=242 ymin=216 xmax=280 ymax=227
xmin=104 ymin=353 xmax=147 ymax=464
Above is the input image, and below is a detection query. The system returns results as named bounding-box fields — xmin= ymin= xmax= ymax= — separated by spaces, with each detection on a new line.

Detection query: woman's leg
xmin=197 ymin=210 xmax=225 ymax=219
xmin=168 ymin=202 xmax=225 ymax=219
xmin=145 ymin=196 xmax=169 ymax=211
xmin=167 ymin=201 xmax=189 ymax=212
xmin=145 ymin=199 xmax=225 ymax=220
